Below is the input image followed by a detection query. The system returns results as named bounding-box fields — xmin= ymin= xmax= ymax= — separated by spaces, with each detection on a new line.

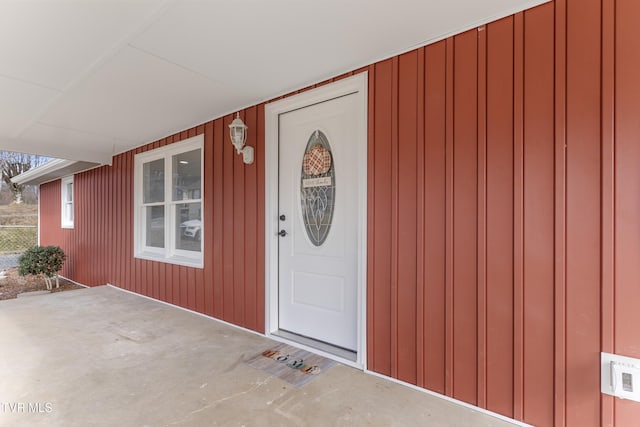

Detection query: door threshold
xmin=272 ymin=330 xmax=357 ymax=363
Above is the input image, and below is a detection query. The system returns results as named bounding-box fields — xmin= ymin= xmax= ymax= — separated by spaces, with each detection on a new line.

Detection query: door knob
xmin=278 ymin=230 xmax=287 ymax=237
xmin=279 ymin=214 xmax=286 ymax=221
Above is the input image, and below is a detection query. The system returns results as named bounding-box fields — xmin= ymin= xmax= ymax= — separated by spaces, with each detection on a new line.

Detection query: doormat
xmin=245 ymin=343 xmax=337 ymax=388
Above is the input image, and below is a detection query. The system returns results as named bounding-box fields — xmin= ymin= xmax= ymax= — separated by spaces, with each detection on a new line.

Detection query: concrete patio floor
xmin=0 ymin=285 xmax=522 ymax=427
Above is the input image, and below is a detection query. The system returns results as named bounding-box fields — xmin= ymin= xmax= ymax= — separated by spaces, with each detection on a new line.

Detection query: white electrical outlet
xmin=602 ymin=352 xmax=640 ymax=402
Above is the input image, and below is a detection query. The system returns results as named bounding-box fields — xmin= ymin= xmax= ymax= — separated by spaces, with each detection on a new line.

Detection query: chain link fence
xmin=0 ymin=225 xmax=37 ymax=269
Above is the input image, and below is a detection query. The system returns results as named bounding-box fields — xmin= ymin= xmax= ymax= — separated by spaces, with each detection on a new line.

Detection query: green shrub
xmin=18 ymin=246 xmax=66 ymax=290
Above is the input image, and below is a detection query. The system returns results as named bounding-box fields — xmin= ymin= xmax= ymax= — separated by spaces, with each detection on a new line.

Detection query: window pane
xmin=145 ymin=206 xmax=164 ymax=248
xmin=143 ymin=159 xmax=164 ymax=203
xmin=65 ymin=202 xmax=73 ymax=222
xmin=301 ymin=130 xmax=335 ymax=246
xmin=176 ymin=203 xmax=201 ymax=252
xmin=65 ymin=183 xmax=73 ymax=202
xmin=172 ymin=149 xmax=201 ymax=201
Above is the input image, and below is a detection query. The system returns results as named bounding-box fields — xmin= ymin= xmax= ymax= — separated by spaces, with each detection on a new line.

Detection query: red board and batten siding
xmin=41 ymin=119 xmax=266 ymax=333
xmin=38 ymin=1 xmax=640 ymax=426
xmin=614 ymin=0 xmax=640 ymax=424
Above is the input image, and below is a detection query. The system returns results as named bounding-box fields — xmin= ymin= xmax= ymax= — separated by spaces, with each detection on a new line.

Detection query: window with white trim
xmin=61 ymin=176 xmax=74 ymax=228
xmin=134 ymin=135 xmax=203 ymax=268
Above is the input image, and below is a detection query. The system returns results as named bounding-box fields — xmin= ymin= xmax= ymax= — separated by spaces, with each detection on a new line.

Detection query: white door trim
xmin=264 ymin=73 xmax=368 ymax=369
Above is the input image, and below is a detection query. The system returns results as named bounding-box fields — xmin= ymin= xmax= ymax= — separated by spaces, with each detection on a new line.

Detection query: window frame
xmin=133 ymin=135 xmax=204 ymax=268
xmin=61 ymin=175 xmax=74 ymax=229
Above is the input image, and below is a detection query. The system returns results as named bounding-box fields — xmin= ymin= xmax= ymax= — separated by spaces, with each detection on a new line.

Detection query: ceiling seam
xmin=0 ymin=72 xmax=62 ymax=93
xmin=10 ymin=0 xmax=179 ymax=145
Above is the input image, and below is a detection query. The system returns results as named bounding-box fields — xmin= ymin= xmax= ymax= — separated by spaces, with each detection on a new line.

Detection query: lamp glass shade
xmin=229 ymin=115 xmax=247 ymax=152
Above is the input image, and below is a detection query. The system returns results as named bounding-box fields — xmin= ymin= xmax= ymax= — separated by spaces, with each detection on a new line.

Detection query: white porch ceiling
xmin=0 ymin=0 xmax=549 ymax=165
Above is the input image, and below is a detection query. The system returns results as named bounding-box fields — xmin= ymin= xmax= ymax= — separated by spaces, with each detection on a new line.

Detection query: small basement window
xmin=61 ymin=176 xmax=74 ymax=228
xmin=133 ymin=135 xmax=203 ymax=268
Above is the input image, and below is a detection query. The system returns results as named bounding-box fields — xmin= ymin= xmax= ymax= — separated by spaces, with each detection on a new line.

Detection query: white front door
xmin=265 ymin=73 xmax=367 ymax=363
xmin=277 ymin=93 xmax=360 ymax=350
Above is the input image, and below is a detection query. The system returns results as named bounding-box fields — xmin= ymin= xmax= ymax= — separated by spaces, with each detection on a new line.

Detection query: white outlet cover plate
xmin=601 ymin=351 xmax=640 ymax=402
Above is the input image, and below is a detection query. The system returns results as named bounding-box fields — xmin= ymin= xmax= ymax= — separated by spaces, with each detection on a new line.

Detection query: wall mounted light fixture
xmin=229 ymin=113 xmax=254 ymax=164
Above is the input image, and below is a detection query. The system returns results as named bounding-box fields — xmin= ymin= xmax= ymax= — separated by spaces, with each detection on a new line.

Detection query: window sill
xmin=135 ymin=252 xmax=203 ymax=269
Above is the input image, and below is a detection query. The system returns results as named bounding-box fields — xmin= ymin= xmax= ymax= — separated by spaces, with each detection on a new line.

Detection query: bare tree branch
xmin=0 ymin=151 xmax=49 ymax=203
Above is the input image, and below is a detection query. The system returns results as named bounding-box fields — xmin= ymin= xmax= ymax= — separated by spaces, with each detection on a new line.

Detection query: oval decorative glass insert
xmin=300 ymin=130 xmax=335 ymax=246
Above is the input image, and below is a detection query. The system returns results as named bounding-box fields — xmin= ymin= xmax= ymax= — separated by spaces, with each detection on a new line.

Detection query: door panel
xmin=278 ymin=93 xmax=359 ymax=350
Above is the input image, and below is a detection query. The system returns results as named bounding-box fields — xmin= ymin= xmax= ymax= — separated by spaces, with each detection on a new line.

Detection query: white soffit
xmin=18 ymin=123 xmax=121 ymax=162
xmin=39 ymin=45 xmax=241 ymax=154
xmin=0 ymin=75 xmax=59 ymax=136
xmin=0 ymin=0 xmax=550 ymax=164
xmin=0 ymin=0 xmax=165 ymax=90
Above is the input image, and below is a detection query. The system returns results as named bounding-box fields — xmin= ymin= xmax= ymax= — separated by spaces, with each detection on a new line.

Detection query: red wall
xmin=39 ymin=1 xmax=640 ymax=425
xmin=41 ymin=119 xmax=266 ymax=333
